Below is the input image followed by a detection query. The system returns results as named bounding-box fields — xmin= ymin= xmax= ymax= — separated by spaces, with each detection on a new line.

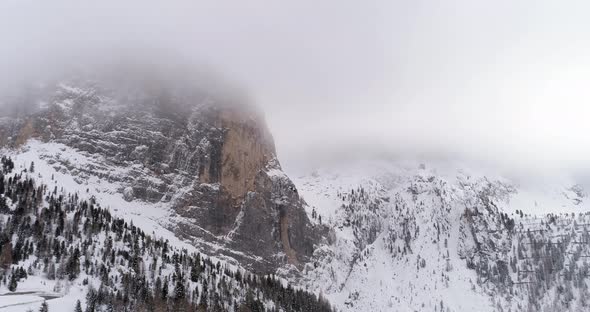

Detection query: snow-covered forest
xmin=0 ymin=156 xmax=333 ymax=312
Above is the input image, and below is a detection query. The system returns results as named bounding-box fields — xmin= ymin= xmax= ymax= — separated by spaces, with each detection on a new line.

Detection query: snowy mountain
xmin=0 ymin=65 xmax=328 ymax=311
xmin=1 ymin=65 xmax=590 ymax=312
xmin=0 ymin=66 xmax=320 ymax=274
xmin=0 ymin=155 xmax=333 ymax=312
xmin=289 ymin=161 xmax=590 ymax=311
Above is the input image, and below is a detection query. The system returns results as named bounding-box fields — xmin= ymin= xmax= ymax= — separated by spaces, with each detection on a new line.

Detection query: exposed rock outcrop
xmin=0 ymin=69 xmax=319 ymax=273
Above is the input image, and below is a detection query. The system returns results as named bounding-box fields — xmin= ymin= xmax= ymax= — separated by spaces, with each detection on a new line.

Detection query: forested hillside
xmin=0 ymin=155 xmax=333 ymax=312
xmin=293 ymin=163 xmax=590 ymax=311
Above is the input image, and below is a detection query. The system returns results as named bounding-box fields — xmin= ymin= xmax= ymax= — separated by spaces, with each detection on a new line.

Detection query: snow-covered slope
xmin=0 ymin=153 xmax=333 ymax=312
xmin=3 ymin=65 xmax=590 ymax=311
xmin=288 ymin=161 xmax=590 ymax=311
xmin=0 ymin=70 xmax=319 ymax=273
xmin=3 ymin=139 xmax=196 ymax=255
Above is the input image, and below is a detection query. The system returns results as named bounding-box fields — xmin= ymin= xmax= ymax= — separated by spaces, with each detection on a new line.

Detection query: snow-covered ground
xmin=288 ymin=160 xmax=590 ymax=311
xmin=5 ymin=141 xmax=590 ymax=311
xmin=1 ymin=139 xmax=263 ymax=260
xmin=3 ymin=140 xmax=179 ymax=244
xmin=0 ymin=140 xmax=246 ymax=309
xmin=0 ymin=275 xmax=84 ymax=312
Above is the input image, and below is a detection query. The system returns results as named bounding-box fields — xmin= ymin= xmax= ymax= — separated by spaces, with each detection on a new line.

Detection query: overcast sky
xmin=2 ymin=0 xmax=590 ymax=176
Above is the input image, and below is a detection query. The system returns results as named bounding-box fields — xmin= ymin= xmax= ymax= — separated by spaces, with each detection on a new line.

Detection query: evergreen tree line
xmin=0 ymin=157 xmax=334 ymax=312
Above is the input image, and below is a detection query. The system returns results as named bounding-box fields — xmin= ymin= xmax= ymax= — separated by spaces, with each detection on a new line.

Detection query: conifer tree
xmin=161 ymin=279 xmax=169 ymax=301
xmin=74 ymin=300 xmax=83 ymax=312
xmin=175 ymin=277 xmax=185 ymax=300
xmin=8 ymin=273 xmax=17 ymax=291
xmin=39 ymin=301 xmax=48 ymax=312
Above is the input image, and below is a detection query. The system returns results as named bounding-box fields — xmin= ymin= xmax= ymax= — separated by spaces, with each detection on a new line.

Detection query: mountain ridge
xmin=2 ymin=69 xmax=590 ymax=311
xmin=0 ymin=71 xmax=321 ymax=274
xmin=0 ymin=154 xmax=334 ymax=312
xmin=289 ymin=161 xmax=590 ymax=311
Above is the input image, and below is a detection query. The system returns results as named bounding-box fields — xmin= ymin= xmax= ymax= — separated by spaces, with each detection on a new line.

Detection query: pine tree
xmin=74 ymin=300 xmax=83 ymax=312
xmin=199 ymin=280 xmax=208 ymax=309
xmin=8 ymin=273 xmax=17 ymax=292
xmin=175 ymin=277 xmax=185 ymax=300
xmin=85 ymin=286 xmax=96 ymax=312
xmin=18 ymin=266 xmax=27 ymax=279
xmin=0 ymin=242 xmax=12 ymax=269
xmin=190 ymin=262 xmax=201 ymax=282
xmin=162 ymin=279 xmax=169 ymax=301
xmin=39 ymin=301 xmax=48 ymax=312
xmin=66 ymin=247 xmax=81 ymax=281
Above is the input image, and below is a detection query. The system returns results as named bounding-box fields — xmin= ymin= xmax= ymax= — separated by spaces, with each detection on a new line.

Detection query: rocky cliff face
xmin=0 ymin=69 xmax=319 ymax=273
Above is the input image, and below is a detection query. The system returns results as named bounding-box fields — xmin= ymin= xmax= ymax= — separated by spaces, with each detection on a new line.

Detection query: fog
xmin=1 ymin=0 xmax=590 ymax=178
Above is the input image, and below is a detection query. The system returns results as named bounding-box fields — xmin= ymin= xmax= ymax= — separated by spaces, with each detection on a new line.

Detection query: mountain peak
xmin=0 ymin=69 xmax=319 ymax=273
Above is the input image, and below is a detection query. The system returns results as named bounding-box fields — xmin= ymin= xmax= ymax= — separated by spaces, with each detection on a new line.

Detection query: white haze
xmin=1 ymin=0 xmax=590 ymax=179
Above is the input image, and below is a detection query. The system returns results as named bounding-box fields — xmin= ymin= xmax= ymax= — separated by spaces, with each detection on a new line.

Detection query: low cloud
xmin=1 ymin=0 xmax=589 ymax=179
